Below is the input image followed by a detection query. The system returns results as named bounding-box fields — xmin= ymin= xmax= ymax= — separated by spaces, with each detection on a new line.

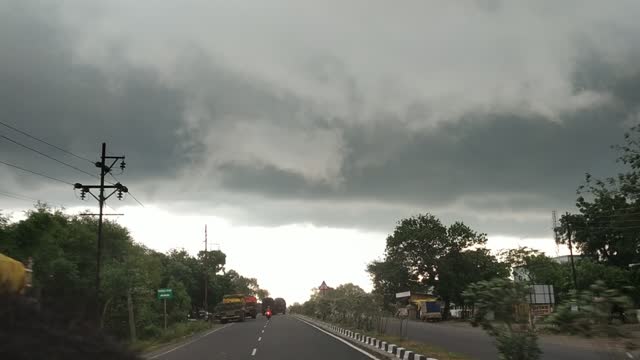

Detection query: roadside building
xmin=318 ymin=281 xmax=333 ymax=296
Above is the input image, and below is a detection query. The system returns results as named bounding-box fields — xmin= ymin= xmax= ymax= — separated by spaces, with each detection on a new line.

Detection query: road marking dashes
xmin=258 ymin=337 xmax=262 ymax=341
xmin=251 ymin=348 xmax=257 ymax=356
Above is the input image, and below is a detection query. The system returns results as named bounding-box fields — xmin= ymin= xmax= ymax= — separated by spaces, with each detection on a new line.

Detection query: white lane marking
xmin=295 ymin=318 xmax=381 ymax=360
xmin=147 ymin=324 xmax=231 ymax=359
xmin=261 ymin=330 xmax=265 ymax=333
xmin=251 ymin=348 xmax=257 ymax=356
xmin=258 ymin=337 xmax=262 ymax=341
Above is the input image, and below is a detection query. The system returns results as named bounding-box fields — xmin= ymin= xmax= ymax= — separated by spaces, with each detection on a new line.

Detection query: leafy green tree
xmin=297 ymin=283 xmax=382 ymax=331
xmin=382 ymin=213 xmax=490 ymax=317
xmin=225 ymin=269 xmax=262 ymax=296
xmin=256 ymin=288 xmax=270 ymax=301
xmin=162 ymin=249 xmax=201 ymax=306
xmin=166 ymin=277 xmax=192 ymax=323
xmin=464 ymin=278 xmax=542 ymax=360
xmin=367 ymin=256 xmax=420 ymax=309
xmin=0 ymin=205 xmax=260 ymax=343
xmin=438 ymin=248 xmax=510 ymax=308
xmin=558 ymin=126 xmax=640 ymax=268
xmin=501 ymin=247 xmax=568 ymax=301
xmin=102 ymin=243 xmax=162 ymax=340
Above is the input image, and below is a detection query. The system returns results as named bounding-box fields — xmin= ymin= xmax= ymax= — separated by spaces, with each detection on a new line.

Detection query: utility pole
xmin=564 ymin=212 xmax=579 ymax=290
xmin=552 ymin=210 xmax=559 ymax=256
xmin=553 ymin=211 xmax=578 ymax=289
xmin=204 ymin=224 xmax=208 ymax=313
xmin=74 ymin=142 xmax=127 ymax=322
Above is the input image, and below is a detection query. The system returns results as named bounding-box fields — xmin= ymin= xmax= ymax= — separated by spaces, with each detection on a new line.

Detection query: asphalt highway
xmin=145 ymin=315 xmax=378 ymax=360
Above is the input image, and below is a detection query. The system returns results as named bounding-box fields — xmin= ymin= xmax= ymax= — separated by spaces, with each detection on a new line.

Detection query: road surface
xmin=380 ymin=317 xmax=622 ymax=360
xmin=145 ymin=315 xmax=377 ymax=360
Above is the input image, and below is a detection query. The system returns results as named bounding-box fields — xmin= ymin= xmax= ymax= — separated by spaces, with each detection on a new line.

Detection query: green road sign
xmin=157 ymin=288 xmax=173 ymax=300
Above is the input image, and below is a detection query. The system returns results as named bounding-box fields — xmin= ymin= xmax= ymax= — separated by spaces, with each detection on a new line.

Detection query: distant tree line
xmin=289 ymin=283 xmax=383 ymax=332
xmin=0 ymin=205 xmax=267 ymax=342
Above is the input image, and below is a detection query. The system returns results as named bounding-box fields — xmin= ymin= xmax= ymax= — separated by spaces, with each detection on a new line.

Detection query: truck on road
xmin=214 ymin=294 xmax=247 ymax=323
xmin=262 ymin=297 xmax=275 ymax=315
xmin=244 ymin=295 xmax=258 ymax=319
xmin=274 ymin=297 xmax=287 ymax=315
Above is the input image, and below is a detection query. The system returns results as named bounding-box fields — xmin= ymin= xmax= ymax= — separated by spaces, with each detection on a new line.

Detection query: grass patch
xmin=371 ymin=334 xmax=470 ymax=360
xmin=130 ymin=321 xmax=216 ymax=353
xmin=316 ymin=320 xmax=470 ymax=360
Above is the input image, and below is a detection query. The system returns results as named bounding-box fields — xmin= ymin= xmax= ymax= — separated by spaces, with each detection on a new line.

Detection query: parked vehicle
xmin=274 ymin=298 xmax=287 ymax=315
xmin=187 ymin=309 xmax=210 ymax=321
xmin=419 ymin=301 xmax=442 ymax=321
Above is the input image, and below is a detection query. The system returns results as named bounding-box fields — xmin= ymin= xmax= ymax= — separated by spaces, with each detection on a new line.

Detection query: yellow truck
xmin=214 ymin=294 xmax=248 ymax=323
xmin=0 ymin=253 xmax=32 ymax=295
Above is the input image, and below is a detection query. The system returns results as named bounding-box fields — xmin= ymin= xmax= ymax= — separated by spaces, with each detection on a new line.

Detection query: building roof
xmin=319 ymin=281 xmax=330 ymax=290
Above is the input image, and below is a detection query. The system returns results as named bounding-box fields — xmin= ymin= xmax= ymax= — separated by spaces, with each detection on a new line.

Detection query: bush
xmin=464 ymin=278 xmax=541 ymax=360
xmin=546 ymin=281 xmax=634 ymax=338
xmin=141 ymin=325 xmax=162 ymax=340
xmin=495 ymin=329 xmax=541 ymax=360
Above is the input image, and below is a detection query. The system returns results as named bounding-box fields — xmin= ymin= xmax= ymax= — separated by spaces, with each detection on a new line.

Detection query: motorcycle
xmin=266 ymin=310 xmax=272 ymax=320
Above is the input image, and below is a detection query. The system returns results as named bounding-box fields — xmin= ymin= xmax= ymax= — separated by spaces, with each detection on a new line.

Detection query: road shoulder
xmin=142 ymin=323 xmax=231 ymax=359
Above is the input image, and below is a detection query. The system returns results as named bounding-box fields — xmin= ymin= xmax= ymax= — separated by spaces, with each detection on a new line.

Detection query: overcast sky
xmin=2 ymin=0 xmax=640 ymax=303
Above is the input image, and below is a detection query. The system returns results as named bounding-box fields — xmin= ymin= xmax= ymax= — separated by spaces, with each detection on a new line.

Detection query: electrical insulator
xmin=80 ymin=189 xmax=86 ymax=200
xmin=120 ymin=161 xmax=126 ymax=171
xmin=117 ymin=189 xmax=124 ymax=200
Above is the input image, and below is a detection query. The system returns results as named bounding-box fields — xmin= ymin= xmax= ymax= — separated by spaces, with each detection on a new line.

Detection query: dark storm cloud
xmin=218 ymin=104 xmax=628 ymax=206
xmin=213 ymin=106 xmax=628 ymax=235
xmin=0 ymin=1 xmax=189 ymax=183
xmin=2 ymin=1 xmax=640 ymax=238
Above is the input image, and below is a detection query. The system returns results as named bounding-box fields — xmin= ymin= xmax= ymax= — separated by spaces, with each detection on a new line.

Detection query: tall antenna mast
xmin=203 ymin=224 xmax=208 ymax=312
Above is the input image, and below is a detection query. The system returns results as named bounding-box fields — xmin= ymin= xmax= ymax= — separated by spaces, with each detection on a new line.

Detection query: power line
xmin=0 ymin=191 xmax=37 ymax=203
xmin=0 ymin=120 xmax=94 ymax=164
xmin=0 ymin=159 xmax=73 ymax=186
xmin=1 ymin=133 xmax=98 ymax=180
xmin=567 ymin=224 xmax=640 ymax=230
xmin=0 ymin=189 xmax=66 ymax=208
xmin=110 ymin=173 xmax=144 ymax=208
xmin=0 ymin=188 xmax=117 ymax=214
xmin=127 ymin=192 xmax=145 ymax=208
xmin=0 ymin=125 xmax=139 ymax=211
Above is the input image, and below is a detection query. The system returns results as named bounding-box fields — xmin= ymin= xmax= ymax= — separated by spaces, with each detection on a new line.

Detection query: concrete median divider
xmin=294 ymin=315 xmax=437 ymax=360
